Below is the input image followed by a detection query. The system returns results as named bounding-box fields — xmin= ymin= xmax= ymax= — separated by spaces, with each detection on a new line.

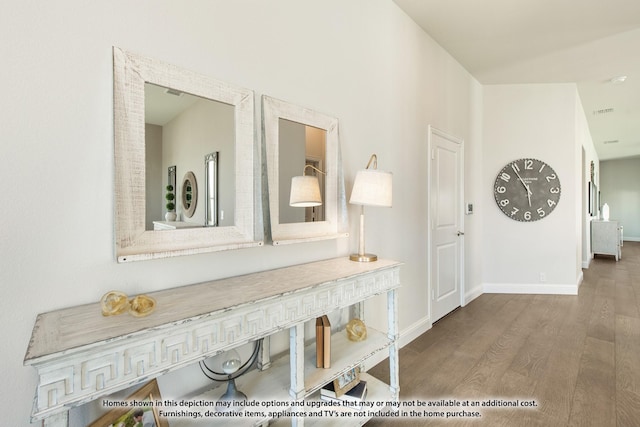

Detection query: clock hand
xmin=512 ymin=168 xmax=533 ymax=206
xmin=513 ymin=168 xmax=533 ymax=194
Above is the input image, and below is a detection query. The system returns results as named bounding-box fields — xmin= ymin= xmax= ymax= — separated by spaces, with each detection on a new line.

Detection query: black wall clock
xmin=494 ymin=158 xmax=561 ymax=222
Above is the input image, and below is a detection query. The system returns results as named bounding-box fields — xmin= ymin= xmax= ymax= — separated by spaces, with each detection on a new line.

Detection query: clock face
xmin=494 ymin=158 xmax=561 ymax=222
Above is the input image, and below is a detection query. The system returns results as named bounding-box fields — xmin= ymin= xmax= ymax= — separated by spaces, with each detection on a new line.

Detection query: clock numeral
xmin=539 ymin=163 xmax=546 ymax=173
xmin=510 ymin=207 xmax=519 ymax=216
xmin=545 ymin=173 xmax=557 ymax=182
xmin=500 ymin=172 xmax=511 ymax=182
xmin=524 ymin=159 xmax=533 ymax=170
xmin=496 ymin=186 xmax=506 ymax=194
xmin=547 ymin=199 xmax=557 ymax=208
xmin=512 ymin=163 xmax=520 ymax=172
xmin=550 ymin=187 xmax=560 ymax=194
xmin=500 ymin=199 xmax=510 ymax=207
xmin=537 ymin=207 xmax=546 ymax=217
xmin=524 ymin=211 xmax=532 ymax=221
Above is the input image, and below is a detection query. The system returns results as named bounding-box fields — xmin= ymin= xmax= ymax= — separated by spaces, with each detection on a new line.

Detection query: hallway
xmin=367 ymin=242 xmax=640 ymax=426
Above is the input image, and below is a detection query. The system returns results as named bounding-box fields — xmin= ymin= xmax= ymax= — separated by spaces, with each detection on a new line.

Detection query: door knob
xmin=457 ymin=231 xmax=465 ymax=236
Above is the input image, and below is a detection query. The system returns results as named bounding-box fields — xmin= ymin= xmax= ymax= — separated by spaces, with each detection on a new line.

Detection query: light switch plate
xmin=466 ymin=203 xmax=473 ymax=215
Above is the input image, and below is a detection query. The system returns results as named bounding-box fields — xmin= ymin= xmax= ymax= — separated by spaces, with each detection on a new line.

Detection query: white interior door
xmin=429 ymin=126 xmax=464 ymax=323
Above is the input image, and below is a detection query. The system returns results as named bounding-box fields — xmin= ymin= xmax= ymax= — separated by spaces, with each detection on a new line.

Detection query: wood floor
xmin=366 ymin=242 xmax=640 ymax=427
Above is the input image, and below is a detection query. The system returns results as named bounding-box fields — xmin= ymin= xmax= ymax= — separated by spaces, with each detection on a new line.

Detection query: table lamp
xmin=349 ymin=154 xmax=392 ymax=262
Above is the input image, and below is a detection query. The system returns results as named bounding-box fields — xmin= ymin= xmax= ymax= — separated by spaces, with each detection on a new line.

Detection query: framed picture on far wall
xmin=88 ymin=379 xmax=168 ymax=427
xmin=589 ymin=182 xmax=598 ymax=216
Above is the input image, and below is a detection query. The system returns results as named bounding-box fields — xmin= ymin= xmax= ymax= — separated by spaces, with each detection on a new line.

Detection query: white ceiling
xmin=145 ymin=83 xmax=201 ymax=126
xmin=394 ymin=0 xmax=640 ymax=161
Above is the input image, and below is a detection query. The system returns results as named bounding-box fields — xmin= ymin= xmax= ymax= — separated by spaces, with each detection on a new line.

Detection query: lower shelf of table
xmin=170 ymin=327 xmax=394 ymax=427
xmin=170 ymin=373 xmax=391 ymax=427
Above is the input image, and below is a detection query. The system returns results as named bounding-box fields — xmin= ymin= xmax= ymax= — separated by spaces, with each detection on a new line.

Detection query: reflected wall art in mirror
xmin=113 ymin=47 xmax=262 ymax=262
xmin=204 ymin=152 xmax=219 ymax=227
xmin=262 ymin=95 xmax=348 ymax=245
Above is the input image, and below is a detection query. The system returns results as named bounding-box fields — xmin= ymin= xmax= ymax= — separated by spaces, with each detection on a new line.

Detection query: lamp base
xmin=216 ymin=379 xmax=247 ymax=412
xmin=349 ymin=253 xmax=378 ymax=262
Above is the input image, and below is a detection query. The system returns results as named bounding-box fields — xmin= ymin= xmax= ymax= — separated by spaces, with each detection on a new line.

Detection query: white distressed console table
xmin=25 ymin=257 xmax=401 ymax=426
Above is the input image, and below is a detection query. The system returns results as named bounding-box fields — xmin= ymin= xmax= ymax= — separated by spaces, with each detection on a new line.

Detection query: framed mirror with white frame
xmin=113 ymin=47 xmax=262 ymax=262
xmin=262 ymin=95 xmax=348 ymax=245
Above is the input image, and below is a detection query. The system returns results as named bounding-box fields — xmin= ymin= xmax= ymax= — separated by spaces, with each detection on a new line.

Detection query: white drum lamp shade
xmin=349 ymin=154 xmax=392 ymax=262
xmin=289 ymin=164 xmax=325 ymax=207
xmin=290 ymin=175 xmax=322 ymax=207
xmin=350 ymin=169 xmax=393 ymax=207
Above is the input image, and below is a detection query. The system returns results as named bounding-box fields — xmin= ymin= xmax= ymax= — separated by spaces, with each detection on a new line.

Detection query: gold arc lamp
xmin=289 ymin=164 xmax=326 ymax=207
xmin=349 ymin=154 xmax=392 ymax=262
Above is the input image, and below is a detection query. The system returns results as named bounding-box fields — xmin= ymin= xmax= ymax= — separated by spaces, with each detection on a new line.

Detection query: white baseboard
xmin=624 ymin=237 xmax=640 ymax=242
xmin=576 ymin=270 xmax=584 ymax=289
xmin=483 ymin=282 xmax=578 ymax=295
xmin=398 ymin=316 xmax=432 ymax=348
xmin=464 ymin=285 xmax=483 ymax=305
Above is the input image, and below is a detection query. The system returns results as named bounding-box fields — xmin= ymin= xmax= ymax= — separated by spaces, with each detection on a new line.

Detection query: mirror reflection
xmin=278 ymin=118 xmax=326 ymax=224
xmin=262 ymin=95 xmax=348 ymax=245
xmin=144 ymin=83 xmax=235 ymax=230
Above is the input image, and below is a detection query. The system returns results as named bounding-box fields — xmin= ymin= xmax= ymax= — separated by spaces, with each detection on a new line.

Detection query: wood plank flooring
xmin=366 ymin=242 xmax=640 ymax=426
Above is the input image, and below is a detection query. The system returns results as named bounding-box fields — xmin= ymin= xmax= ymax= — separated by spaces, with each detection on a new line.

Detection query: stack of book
xmin=320 ymin=380 xmax=368 ymax=408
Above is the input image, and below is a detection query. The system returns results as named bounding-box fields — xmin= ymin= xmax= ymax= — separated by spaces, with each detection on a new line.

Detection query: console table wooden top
xmin=25 ymin=257 xmax=401 ymax=364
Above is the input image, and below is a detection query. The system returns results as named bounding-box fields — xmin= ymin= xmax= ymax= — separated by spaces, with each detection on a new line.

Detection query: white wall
xmin=600 ymin=157 xmax=640 ymax=241
xmin=162 ymin=98 xmax=235 ymax=226
xmin=575 ymin=96 xmax=600 ymax=268
xmin=482 ymin=84 xmax=591 ymax=293
xmin=0 ymin=1 xmax=483 ymax=425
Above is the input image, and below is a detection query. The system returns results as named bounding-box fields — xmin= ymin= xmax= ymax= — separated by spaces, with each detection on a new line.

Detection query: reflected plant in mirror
xmin=165 ymin=184 xmax=176 ymax=221
xmin=262 ymin=95 xmax=348 ymax=245
xmin=113 ymin=47 xmax=262 ymax=261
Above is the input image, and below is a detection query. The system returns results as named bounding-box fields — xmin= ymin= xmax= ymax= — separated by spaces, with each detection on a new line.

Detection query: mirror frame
xmin=113 ymin=47 xmax=262 ymax=262
xmin=262 ymin=95 xmax=348 ymax=245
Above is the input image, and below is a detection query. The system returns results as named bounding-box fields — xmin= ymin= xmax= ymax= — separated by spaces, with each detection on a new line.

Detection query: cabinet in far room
xmin=592 ymin=219 xmax=623 ymax=261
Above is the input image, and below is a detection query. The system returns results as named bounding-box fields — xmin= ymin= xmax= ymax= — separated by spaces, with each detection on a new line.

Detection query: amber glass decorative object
xmin=129 ymin=295 xmax=156 ymax=317
xmin=100 ymin=291 xmax=156 ymax=317
xmin=100 ymin=291 xmax=129 ymax=316
xmin=346 ymin=318 xmax=367 ymax=342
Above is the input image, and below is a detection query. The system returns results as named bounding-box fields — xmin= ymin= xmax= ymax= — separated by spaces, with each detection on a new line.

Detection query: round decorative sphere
xmin=221 ymin=349 xmax=242 ymax=374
